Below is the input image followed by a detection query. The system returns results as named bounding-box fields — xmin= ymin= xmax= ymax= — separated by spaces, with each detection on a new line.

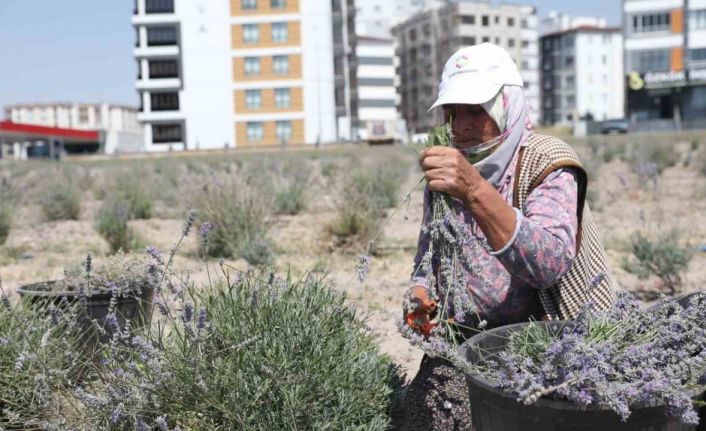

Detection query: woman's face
xmin=443 ymin=104 xmax=501 ymax=149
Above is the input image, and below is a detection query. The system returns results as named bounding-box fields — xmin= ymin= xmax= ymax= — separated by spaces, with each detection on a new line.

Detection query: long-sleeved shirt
xmin=410 ymin=145 xmax=579 ymax=327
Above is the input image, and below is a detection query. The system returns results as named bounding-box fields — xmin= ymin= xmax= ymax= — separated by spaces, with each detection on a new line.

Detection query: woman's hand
xmin=419 ymin=146 xmax=484 ymax=204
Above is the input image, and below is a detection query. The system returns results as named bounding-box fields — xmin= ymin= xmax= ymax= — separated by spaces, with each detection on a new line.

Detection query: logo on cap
xmin=455 ymin=54 xmax=470 ymax=70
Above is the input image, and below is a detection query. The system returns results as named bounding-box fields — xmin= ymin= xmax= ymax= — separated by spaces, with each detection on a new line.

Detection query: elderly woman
xmin=398 ymin=43 xmax=618 ymax=430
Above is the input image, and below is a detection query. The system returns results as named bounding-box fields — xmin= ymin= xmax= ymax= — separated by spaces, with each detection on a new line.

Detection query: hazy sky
xmin=0 ymin=0 xmax=621 ymax=113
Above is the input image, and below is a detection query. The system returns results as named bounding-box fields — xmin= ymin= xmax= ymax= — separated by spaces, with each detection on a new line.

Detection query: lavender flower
xmin=199 ymin=222 xmax=212 ymax=252
xmin=182 ymin=209 xmax=197 ymax=237
xmin=181 ymin=303 xmax=194 ymax=324
xmin=356 ymin=254 xmax=372 ymax=283
xmin=196 ymin=307 xmax=208 ymax=331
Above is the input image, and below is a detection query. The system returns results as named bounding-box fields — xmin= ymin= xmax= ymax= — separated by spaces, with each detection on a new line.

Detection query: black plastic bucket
xmin=17 ymin=280 xmax=154 ymax=342
xmin=459 ymin=321 xmax=706 ymax=431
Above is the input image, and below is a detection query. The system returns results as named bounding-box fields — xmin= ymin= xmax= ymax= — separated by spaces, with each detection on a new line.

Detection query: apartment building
xmin=133 ymin=0 xmax=351 ymax=151
xmin=623 ymin=0 xmax=706 ymax=130
xmin=393 ymin=1 xmax=540 ymax=134
xmin=355 ymin=36 xmax=398 ymax=141
xmin=4 ymin=103 xmax=141 ymax=134
xmin=540 ymin=26 xmax=624 ymax=125
xmin=354 ymin=0 xmax=444 ymax=39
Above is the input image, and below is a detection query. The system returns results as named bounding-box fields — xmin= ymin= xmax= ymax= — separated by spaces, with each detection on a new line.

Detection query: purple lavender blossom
xmin=182 ymin=209 xmax=197 ymax=237
xmin=196 ymin=307 xmax=208 ymax=331
xmin=181 ymin=303 xmax=194 ymax=324
xmin=356 ymin=254 xmax=372 ymax=283
xmin=199 ymin=222 xmax=212 ymax=252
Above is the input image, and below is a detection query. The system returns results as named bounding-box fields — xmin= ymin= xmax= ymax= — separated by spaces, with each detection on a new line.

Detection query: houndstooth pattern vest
xmin=513 ymin=134 xmax=618 ymax=320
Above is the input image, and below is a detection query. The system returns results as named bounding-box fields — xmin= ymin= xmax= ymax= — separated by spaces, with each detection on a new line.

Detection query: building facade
xmin=354 ymin=0 xmax=444 ymax=39
xmin=4 ymin=103 xmax=141 ymax=134
xmin=133 ymin=0 xmax=351 ymax=151
xmin=393 ymin=1 xmax=540 ymax=134
xmin=540 ymin=27 xmax=624 ymax=125
xmin=623 ymin=0 xmax=706 ymax=131
xmin=355 ymin=36 xmax=399 ymax=141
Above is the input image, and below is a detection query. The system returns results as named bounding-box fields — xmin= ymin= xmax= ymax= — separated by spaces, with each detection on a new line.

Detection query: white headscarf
xmin=455 ymin=85 xmax=534 ymax=188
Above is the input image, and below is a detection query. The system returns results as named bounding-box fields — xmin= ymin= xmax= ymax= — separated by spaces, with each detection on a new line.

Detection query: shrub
xmin=622 ymin=229 xmax=694 ymax=294
xmin=331 ymin=169 xmax=385 ymax=247
xmin=113 ymin=174 xmax=154 ymax=219
xmin=627 ymin=143 xmax=679 ymax=176
xmin=187 ymin=173 xmax=273 ymax=265
xmin=40 ymin=174 xmax=82 ymax=221
xmin=270 ymin=160 xmax=311 ymax=215
xmin=0 ymin=289 xmax=83 ymax=429
xmin=0 ymin=206 xmax=11 ymax=245
xmin=72 ymin=270 xmax=403 ymax=430
xmin=95 ymin=197 xmax=135 ymax=253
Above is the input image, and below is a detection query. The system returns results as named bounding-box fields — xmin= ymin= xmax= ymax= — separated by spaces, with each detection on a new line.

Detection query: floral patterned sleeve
xmin=491 ymin=168 xmax=579 ymax=289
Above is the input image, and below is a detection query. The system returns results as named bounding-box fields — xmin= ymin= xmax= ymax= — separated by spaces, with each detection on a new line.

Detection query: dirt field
xmin=1 ymin=131 xmax=706 ymax=379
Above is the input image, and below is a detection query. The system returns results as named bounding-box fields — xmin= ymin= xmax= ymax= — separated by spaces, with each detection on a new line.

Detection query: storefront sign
xmin=628 ymin=68 xmax=706 ymax=91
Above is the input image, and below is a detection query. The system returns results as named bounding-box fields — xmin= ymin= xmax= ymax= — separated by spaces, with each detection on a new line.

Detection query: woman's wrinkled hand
xmin=419 ymin=146 xmax=484 ymax=204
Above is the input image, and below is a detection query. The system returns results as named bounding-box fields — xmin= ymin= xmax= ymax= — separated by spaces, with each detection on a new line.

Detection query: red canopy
xmin=0 ymin=121 xmax=99 ymax=142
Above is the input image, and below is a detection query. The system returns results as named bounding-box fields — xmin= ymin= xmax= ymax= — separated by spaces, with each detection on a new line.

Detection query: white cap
xmin=428 ymin=43 xmax=524 ymax=112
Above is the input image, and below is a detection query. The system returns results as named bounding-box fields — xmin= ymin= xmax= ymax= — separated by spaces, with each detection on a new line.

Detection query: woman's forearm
xmin=463 ymin=179 xmax=517 ymax=251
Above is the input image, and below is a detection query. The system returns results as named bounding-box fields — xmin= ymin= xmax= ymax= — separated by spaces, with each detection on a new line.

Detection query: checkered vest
xmin=513 ymin=134 xmax=618 ymax=320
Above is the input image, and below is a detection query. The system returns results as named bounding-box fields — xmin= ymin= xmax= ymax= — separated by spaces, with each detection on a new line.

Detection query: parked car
xmin=600 ymin=119 xmax=629 ymax=134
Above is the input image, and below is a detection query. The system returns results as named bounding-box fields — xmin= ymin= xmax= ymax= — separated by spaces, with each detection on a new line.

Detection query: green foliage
xmin=95 ymin=197 xmax=135 ymax=253
xmin=113 ymin=175 xmax=154 ymax=219
xmin=622 ymin=229 xmax=694 ymax=294
xmin=270 ymin=160 xmax=311 ymax=215
xmin=189 ymin=173 xmax=273 ymax=266
xmin=75 ymin=271 xmax=403 ymax=430
xmin=0 ymin=298 xmax=83 ymax=429
xmin=40 ymin=174 xmax=82 ymax=221
xmin=0 ymin=206 xmax=11 ymax=246
xmin=627 ymin=143 xmax=679 ymax=175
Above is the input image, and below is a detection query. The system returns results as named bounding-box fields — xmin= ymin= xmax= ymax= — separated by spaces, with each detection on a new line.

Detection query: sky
xmin=0 ymin=0 xmax=621 ymax=113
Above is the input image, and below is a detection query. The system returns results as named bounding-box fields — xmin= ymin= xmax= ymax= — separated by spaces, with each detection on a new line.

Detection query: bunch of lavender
xmin=400 ymin=124 xmax=488 ymax=348
xmin=0 ymin=281 xmax=86 ymax=430
xmin=71 ymin=211 xmax=403 ymax=430
xmin=466 ymin=291 xmax=706 ymax=426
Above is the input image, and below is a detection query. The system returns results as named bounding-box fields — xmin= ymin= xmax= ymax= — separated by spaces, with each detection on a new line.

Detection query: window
xmin=152 ymin=123 xmax=182 ymax=143
xmin=271 ymin=22 xmax=288 ymax=43
xmin=409 ymin=28 xmax=417 ymax=42
xmin=631 ymin=12 xmax=670 ymax=33
xmin=461 ymin=36 xmax=476 ymax=46
xmin=245 ymin=90 xmax=262 ymax=109
xmin=461 ymin=15 xmax=475 ymax=24
xmin=482 ymin=15 xmax=489 ymax=26
xmin=242 ymin=0 xmax=257 ymax=10
xmin=273 ymin=55 xmax=289 ymax=74
xmin=276 ymin=120 xmax=293 ymax=141
xmin=422 ymin=24 xmax=431 ymax=37
xmin=565 ymin=56 xmax=574 ymax=67
xmin=271 ymin=0 xmax=286 ymax=8
xmin=602 ymin=55 xmax=607 ymax=65
xmin=521 ymin=19 xmax=528 ymax=29
xmin=566 ymin=75 xmax=575 ymax=87
xmin=151 ymin=92 xmax=179 ymax=111
xmin=243 ymin=24 xmax=259 ymax=43
xmin=689 ymin=9 xmax=706 ymax=30
xmin=145 ymin=0 xmax=174 ymax=14
xmin=275 ymin=88 xmax=291 ymax=108
xmin=630 ymin=49 xmax=670 ymax=72
xmin=508 ymin=17 xmax=515 ymax=26
xmin=508 ymin=38 xmax=515 ymax=48
xmin=691 ymin=48 xmax=706 ymax=62
xmin=522 ymin=40 xmax=529 ymax=48
xmin=246 ymin=122 xmax=264 ymax=141
xmin=244 ymin=57 xmax=261 ymax=75
xmin=146 ymin=26 xmax=178 ymax=46
xmin=148 ymin=60 xmax=179 ymax=79
xmin=521 ymin=60 xmax=529 ymax=70
xmin=482 ymin=36 xmax=489 ymax=43
xmin=494 ymin=16 xmax=500 ymax=24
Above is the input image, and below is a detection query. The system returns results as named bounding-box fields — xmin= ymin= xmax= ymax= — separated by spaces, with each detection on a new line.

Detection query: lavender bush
xmin=39 ymin=171 xmax=82 ymax=222
xmin=0 ymin=281 xmax=85 ymax=429
xmin=95 ymin=196 xmax=136 ymax=253
xmin=622 ymin=229 xmax=694 ymax=295
xmin=68 ymin=213 xmax=403 ymax=430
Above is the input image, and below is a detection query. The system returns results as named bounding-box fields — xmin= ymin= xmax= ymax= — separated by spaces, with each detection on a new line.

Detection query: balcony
xmin=135 ymin=78 xmax=181 ymax=91
xmin=134 ymin=45 xmax=180 ymax=58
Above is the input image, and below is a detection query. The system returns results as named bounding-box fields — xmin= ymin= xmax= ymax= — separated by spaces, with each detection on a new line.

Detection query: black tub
xmin=459 ymin=321 xmax=706 ymax=431
xmin=17 ymin=280 xmax=154 ymax=342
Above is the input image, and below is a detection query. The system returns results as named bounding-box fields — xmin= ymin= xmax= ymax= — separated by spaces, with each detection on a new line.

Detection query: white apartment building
xmin=4 ymin=103 xmax=141 ymax=134
xmin=132 ymin=0 xmax=342 ymax=151
xmin=540 ymin=11 xmax=608 ymax=36
xmin=540 ymin=26 xmax=624 ymax=125
xmin=355 ymin=36 xmax=399 ymax=141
